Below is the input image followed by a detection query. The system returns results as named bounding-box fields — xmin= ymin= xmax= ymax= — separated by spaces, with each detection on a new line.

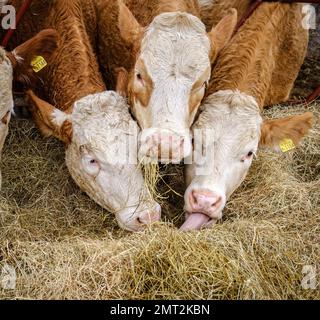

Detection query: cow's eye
xmin=82 ymin=154 xmax=101 ymax=176
xmin=241 ymin=151 xmax=255 ymax=163
xmin=135 ymin=72 xmax=145 ymax=87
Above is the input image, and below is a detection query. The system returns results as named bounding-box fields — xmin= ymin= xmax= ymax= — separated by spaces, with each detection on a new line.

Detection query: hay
xmin=140 ymin=162 xmax=164 ymax=204
xmin=0 ymin=102 xmax=319 ymax=299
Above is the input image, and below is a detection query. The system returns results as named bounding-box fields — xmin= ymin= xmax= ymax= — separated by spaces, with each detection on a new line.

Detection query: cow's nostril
xmin=137 ymin=211 xmax=159 ymax=225
xmin=191 ymin=191 xmax=198 ymax=205
xmin=210 ymin=196 xmax=222 ymax=208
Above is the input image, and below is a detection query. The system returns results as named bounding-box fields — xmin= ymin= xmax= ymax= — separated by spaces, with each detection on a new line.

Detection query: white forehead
xmin=0 ymin=47 xmax=13 ymax=118
xmin=71 ymin=91 xmax=138 ymax=157
xmin=141 ymin=12 xmax=211 ymax=79
xmin=194 ymin=90 xmax=262 ymax=151
xmin=72 ymin=91 xmax=132 ymax=126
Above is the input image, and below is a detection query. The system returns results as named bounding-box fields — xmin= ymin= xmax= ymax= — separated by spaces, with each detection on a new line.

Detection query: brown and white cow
xmin=96 ymin=0 xmax=238 ymax=163
xmin=4 ymin=0 xmax=161 ymax=231
xmin=0 ymin=29 xmax=58 ymax=188
xmin=182 ymin=2 xmax=313 ymax=230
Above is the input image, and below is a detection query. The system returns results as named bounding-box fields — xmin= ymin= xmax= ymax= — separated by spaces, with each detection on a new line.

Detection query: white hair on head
xmin=200 ymin=89 xmax=261 ymax=116
xmin=143 ymin=12 xmax=209 ymax=53
xmin=148 ymin=11 xmax=207 ymax=34
xmin=72 ymin=91 xmax=131 ymax=125
xmin=70 ymin=91 xmax=135 ymax=154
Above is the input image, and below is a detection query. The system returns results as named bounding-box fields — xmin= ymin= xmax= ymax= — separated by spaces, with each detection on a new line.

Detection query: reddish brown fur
xmin=260 ymin=112 xmax=313 ymax=147
xmin=206 ymin=2 xmax=308 ymax=108
xmin=127 ymin=59 xmax=153 ymax=108
xmin=38 ymin=0 xmax=105 ymax=112
xmin=189 ymin=67 xmax=211 ymax=113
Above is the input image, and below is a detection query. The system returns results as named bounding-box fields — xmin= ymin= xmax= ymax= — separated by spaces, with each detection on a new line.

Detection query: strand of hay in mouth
xmin=140 ymin=161 xmax=166 ymax=204
xmin=140 ymin=161 xmax=184 ymax=211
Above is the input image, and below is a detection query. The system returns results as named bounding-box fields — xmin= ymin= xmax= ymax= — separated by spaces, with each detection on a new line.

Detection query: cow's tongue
xmin=180 ymin=213 xmax=210 ymax=231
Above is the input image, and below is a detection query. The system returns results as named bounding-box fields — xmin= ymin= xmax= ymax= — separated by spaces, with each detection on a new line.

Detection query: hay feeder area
xmin=0 ymin=102 xmax=319 ymax=300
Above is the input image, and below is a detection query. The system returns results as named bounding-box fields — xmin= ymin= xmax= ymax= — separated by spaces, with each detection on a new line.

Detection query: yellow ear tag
xmin=31 ymin=56 xmax=47 ymax=73
xmin=279 ymin=138 xmax=295 ymax=153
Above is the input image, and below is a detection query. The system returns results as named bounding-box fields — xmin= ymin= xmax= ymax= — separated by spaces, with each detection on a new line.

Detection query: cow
xmin=96 ymin=0 xmax=238 ymax=163
xmin=181 ymin=2 xmax=313 ymax=231
xmin=3 ymin=0 xmax=161 ymax=231
xmin=0 ymin=29 xmax=58 ymax=188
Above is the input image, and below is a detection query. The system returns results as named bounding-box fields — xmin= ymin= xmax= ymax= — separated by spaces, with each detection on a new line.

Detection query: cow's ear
xmin=9 ymin=29 xmax=59 ymax=86
xmin=259 ymin=112 xmax=313 ymax=151
xmin=208 ymin=8 xmax=237 ymax=62
xmin=26 ymin=90 xmax=72 ymax=145
xmin=118 ymin=0 xmax=143 ymax=47
xmin=115 ymin=67 xmax=129 ymax=98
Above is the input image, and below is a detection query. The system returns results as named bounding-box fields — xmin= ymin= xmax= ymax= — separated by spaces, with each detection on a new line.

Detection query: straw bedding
xmin=0 ymin=102 xmax=319 ymax=299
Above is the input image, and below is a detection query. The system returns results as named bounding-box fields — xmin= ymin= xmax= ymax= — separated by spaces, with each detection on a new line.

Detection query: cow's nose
xmin=190 ymin=190 xmax=223 ymax=213
xmin=136 ymin=203 xmax=161 ymax=225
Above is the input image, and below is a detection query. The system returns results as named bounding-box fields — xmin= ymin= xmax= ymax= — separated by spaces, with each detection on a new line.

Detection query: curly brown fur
xmin=206 ymin=2 xmax=308 ymax=108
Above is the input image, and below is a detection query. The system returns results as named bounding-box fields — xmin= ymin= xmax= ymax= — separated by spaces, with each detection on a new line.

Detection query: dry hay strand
xmin=0 ymin=102 xmax=319 ymax=299
xmin=140 ymin=161 xmax=186 ymax=226
xmin=140 ymin=162 xmax=165 ymax=204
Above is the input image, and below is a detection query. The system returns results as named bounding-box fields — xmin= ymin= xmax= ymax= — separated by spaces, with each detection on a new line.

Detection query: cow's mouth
xmin=180 ymin=212 xmax=217 ymax=231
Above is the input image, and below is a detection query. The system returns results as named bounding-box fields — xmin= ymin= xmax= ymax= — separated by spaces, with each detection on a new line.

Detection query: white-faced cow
xmin=5 ymin=0 xmax=161 ymax=231
xmin=96 ymin=0 xmax=238 ymax=163
xmin=182 ymin=2 xmax=313 ymax=230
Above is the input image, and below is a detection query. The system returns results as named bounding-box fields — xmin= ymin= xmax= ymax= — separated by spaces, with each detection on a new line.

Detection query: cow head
xmin=182 ymin=90 xmax=313 ymax=230
xmin=0 ymin=29 xmax=58 ymax=188
xmin=118 ymin=1 xmax=237 ymax=163
xmin=26 ymin=84 xmax=161 ymax=232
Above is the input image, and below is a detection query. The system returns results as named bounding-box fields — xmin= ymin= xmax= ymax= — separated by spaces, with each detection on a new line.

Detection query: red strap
xmin=233 ymin=0 xmax=263 ymax=37
xmin=306 ymin=85 xmax=320 ymax=104
xmin=1 ymin=0 xmax=33 ymax=48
